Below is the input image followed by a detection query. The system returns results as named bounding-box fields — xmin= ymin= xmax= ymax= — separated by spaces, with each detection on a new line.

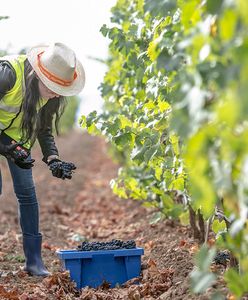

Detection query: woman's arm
xmin=0 ymin=61 xmax=16 ymax=99
xmin=37 ymin=99 xmax=60 ymax=163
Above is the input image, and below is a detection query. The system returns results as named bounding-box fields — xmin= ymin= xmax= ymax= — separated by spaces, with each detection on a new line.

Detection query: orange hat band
xmin=37 ymin=51 xmax=77 ymax=87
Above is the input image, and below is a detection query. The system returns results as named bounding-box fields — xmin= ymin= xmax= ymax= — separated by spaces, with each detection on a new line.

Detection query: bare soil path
xmin=0 ymin=130 xmax=228 ymax=299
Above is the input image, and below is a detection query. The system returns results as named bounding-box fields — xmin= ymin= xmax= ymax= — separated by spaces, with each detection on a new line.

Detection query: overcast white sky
xmin=0 ymin=0 xmax=116 ymax=117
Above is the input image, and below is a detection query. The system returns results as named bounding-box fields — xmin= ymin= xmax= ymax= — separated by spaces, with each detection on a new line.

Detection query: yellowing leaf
xmin=147 ymin=37 xmax=161 ymax=61
xmin=155 ymin=166 xmax=163 ymax=180
xmin=143 ymin=101 xmax=156 ymax=110
xmin=179 ymin=211 xmax=190 ymax=226
xmin=88 ymin=123 xmax=99 ymax=135
xmin=169 ymin=177 xmax=185 ymax=191
xmin=170 ymin=134 xmax=180 ymax=156
xmin=191 ymin=176 xmax=216 ymax=218
xmin=79 ymin=115 xmax=87 ymax=128
xmin=238 ymin=0 xmax=248 ymax=25
xmin=119 ymin=115 xmax=133 ymax=128
xmin=119 ymin=95 xmax=129 ymax=106
xmin=111 ymin=181 xmax=128 ymax=199
xmin=179 ymin=0 xmax=202 ymax=29
xmin=125 ymin=177 xmax=139 ymax=190
xmin=216 ymin=95 xmax=240 ymax=127
xmin=136 ymin=0 xmax=144 ymax=12
xmin=219 ymin=9 xmax=238 ymax=41
xmin=212 ymin=219 xmax=227 ymax=234
xmin=117 ymin=187 xmax=128 ymax=199
xmin=158 ymin=101 xmax=170 ymax=112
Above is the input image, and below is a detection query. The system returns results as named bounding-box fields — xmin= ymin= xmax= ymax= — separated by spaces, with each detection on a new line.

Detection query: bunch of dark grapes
xmin=77 ymin=239 xmax=136 ymax=251
xmin=213 ymin=251 xmax=230 ymax=265
xmin=49 ymin=161 xmax=76 ymax=179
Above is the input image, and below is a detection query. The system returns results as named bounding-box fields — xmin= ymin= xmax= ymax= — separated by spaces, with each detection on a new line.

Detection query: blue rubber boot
xmin=23 ymin=233 xmax=50 ymax=276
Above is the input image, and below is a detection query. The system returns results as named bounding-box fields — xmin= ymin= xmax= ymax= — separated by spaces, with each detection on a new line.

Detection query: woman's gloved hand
xmin=14 ymin=157 xmax=35 ymax=169
xmin=0 ymin=141 xmax=19 ymax=157
xmin=47 ymin=158 xmax=76 ymax=180
xmin=0 ymin=141 xmax=35 ymax=169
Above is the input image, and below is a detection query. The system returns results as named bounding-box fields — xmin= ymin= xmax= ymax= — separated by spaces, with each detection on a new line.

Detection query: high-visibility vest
xmin=0 ymin=55 xmax=48 ymax=149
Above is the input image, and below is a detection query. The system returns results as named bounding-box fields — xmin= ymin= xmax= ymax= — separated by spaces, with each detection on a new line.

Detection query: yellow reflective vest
xmin=0 ymin=55 xmax=48 ymax=149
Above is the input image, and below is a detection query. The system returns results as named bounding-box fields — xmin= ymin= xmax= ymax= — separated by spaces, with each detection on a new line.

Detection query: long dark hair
xmin=20 ymin=60 xmax=66 ymax=146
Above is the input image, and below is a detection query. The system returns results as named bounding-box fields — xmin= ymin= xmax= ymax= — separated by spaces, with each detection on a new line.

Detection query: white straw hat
xmin=27 ymin=42 xmax=85 ymax=96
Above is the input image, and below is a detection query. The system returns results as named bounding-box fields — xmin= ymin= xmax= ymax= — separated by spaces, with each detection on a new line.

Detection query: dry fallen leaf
xmin=147 ymin=258 xmax=157 ymax=269
xmin=189 ymin=244 xmax=199 ymax=254
xmin=19 ymin=293 xmax=29 ymax=300
xmin=145 ymin=240 xmax=155 ymax=251
xmin=42 ymin=242 xmax=53 ymax=250
xmin=207 ymin=238 xmax=216 ymax=246
xmin=0 ymin=285 xmax=19 ymax=300
xmin=179 ymin=239 xmax=187 ymax=247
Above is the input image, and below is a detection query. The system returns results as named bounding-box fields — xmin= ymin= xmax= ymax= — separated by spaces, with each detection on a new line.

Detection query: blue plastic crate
xmin=56 ymin=248 xmax=144 ymax=289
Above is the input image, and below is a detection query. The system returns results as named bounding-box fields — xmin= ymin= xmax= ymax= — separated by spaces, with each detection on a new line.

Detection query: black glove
xmin=14 ymin=158 xmax=35 ymax=169
xmin=0 ymin=141 xmax=35 ymax=169
xmin=48 ymin=159 xmax=76 ymax=180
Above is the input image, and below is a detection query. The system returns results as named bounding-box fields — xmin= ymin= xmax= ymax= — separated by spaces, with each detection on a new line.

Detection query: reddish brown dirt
xmin=0 ymin=130 xmax=229 ymax=299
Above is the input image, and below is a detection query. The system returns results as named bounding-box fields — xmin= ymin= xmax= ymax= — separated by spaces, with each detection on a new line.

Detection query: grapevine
xmin=81 ymin=0 xmax=248 ymax=297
